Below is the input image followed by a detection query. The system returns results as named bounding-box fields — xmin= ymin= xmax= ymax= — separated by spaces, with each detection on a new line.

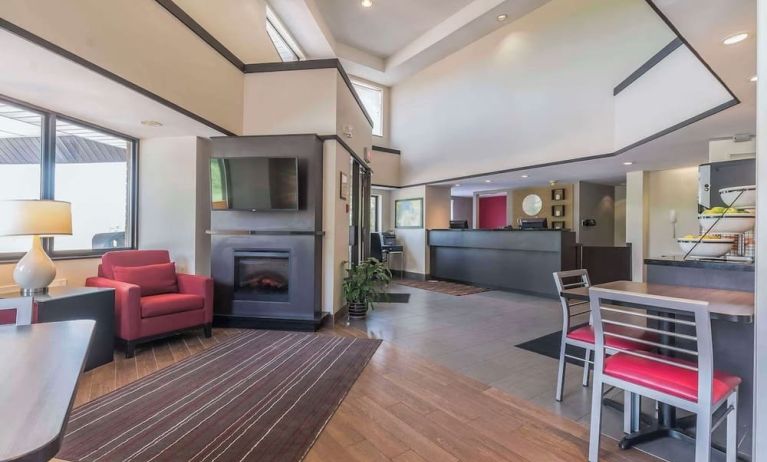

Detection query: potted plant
xmin=342 ymin=258 xmax=392 ymax=319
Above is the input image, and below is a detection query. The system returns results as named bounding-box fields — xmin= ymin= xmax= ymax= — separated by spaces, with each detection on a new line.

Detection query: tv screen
xmin=210 ymin=157 xmax=298 ymax=211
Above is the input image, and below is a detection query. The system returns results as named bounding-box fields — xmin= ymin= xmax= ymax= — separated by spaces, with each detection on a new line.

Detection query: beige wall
xmin=138 ymin=137 xmax=211 ymax=275
xmin=626 ymin=171 xmax=649 ymax=281
xmin=322 ymin=140 xmax=351 ymax=314
xmin=0 ymin=0 xmax=246 ymax=134
xmin=510 ymin=184 xmax=574 ymax=230
xmin=350 ymin=75 xmax=392 ymax=148
xmin=336 ymin=74 xmax=373 ymax=158
xmin=243 ymin=69 xmax=337 ymax=135
xmin=370 ymin=150 xmax=401 ymax=187
xmin=647 ymin=167 xmax=699 ymax=258
xmin=614 ymin=185 xmax=627 ymax=245
xmin=371 ymin=188 xmax=393 ymax=232
xmin=391 ymin=186 xmax=427 ymax=275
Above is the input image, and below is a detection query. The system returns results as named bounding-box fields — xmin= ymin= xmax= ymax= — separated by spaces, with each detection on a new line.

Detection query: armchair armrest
xmin=86 ymin=277 xmax=142 ymax=340
xmin=176 ymin=273 xmax=214 ymax=323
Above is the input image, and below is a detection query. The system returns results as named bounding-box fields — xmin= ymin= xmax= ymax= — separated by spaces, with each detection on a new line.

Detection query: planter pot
xmin=348 ymin=302 xmax=369 ymax=319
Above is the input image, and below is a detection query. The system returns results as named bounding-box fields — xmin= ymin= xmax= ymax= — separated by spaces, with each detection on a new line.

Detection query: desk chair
xmin=0 ymin=296 xmax=34 ymax=325
xmin=588 ymin=288 xmax=740 ymax=462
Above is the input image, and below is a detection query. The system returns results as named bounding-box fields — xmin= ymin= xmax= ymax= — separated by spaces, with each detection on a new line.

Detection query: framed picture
xmin=395 ymin=198 xmax=423 ymax=229
xmin=551 ymin=188 xmax=566 ymax=201
xmin=552 ymin=220 xmax=565 ymax=230
xmin=339 ymin=171 xmax=349 ymax=200
xmin=552 ymin=204 xmax=565 ymax=217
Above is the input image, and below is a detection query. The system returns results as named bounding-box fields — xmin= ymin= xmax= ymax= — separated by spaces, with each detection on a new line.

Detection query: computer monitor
xmin=519 ymin=218 xmax=548 ymax=230
xmin=449 ymin=220 xmax=469 ymax=229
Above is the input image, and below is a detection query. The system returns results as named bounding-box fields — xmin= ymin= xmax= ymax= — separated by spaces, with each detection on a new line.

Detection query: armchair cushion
xmin=113 ymin=262 xmax=178 ymax=296
xmin=141 ymin=293 xmax=204 ymax=318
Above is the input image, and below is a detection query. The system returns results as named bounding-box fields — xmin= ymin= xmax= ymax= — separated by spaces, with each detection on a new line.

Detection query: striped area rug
xmin=59 ymin=330 xmax=380 ymax=462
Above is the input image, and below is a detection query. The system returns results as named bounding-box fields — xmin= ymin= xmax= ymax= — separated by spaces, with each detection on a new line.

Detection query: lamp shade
xmin=0 ymin=200 xmax=72 ymax=236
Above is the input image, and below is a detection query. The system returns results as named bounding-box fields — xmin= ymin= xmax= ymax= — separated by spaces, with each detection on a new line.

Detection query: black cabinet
xmin=35 ymin=287 xmax=115 ymax=371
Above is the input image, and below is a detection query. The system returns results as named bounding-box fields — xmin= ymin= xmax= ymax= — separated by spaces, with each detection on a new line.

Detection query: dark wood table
xmin=0 ymin=320 xmax=94 ymax=462
xmin=561 ymin=280 xmax=754 ymax=460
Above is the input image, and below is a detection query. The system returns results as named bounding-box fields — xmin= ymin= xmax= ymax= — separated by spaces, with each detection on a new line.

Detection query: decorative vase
xmin=348 ymin=302 xmax=368 ymax=319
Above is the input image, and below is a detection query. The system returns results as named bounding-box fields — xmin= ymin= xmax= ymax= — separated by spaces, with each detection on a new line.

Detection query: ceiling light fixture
xmin=497 ymin=14 xmax=508 ymax=22
xmin=361 ymin=0 xmax=373 ymax=7
xmin=484 ymin=180 xmax=492 ymax=183
xmin=750 ymin=75 xmax=758 ymax=82
xmin=623 ymin=161 xmax=634 ymax=166
xmin=723 ymin=33 xmax=749 ymax=45
xmin=521 ymin=175 xmax=529 ymax=178
xmin=141 ymin=120 xmax=163 ymax=127
xmin=454 ymin=184 xmax=461 ymax=187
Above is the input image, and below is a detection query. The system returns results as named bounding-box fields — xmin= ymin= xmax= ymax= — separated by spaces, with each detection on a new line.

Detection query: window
xmin=0 ymin=101 xmax=43 ymax=254
xmin=352 ymin=81 xmax=384 ymax=137
xmin=266 ymin=6 xmax=304 ymax=62
xmin=0 ymin=97 xmax=137 ymax=259
xmin=370 ymin=195 xmax=380 ymax=232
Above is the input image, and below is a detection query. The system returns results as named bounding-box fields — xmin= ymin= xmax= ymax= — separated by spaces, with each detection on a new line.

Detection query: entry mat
xmin=515 ymin=330 xmax=588 ymax=366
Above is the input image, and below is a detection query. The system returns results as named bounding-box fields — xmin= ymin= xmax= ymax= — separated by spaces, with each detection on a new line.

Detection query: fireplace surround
xmin=210 ymin=135 xmax=325 ymax=331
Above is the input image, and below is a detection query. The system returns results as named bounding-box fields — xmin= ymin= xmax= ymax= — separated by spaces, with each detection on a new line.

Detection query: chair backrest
xmin=99 ymin=250 xmax=171 ymax=279
xmin=0 ymin=296 xmax=34 ymax=326
xmin=589 ymin=287 xmax=713 ymax=405
xmin=370 ymin=233 xmax=384 ymax=261
xmin=553 ymin=269 xmax=592 ymax=333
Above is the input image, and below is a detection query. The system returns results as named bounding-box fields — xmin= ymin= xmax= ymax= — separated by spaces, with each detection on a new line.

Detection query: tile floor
xmin=348 ymin=282 xmax=731 ymax=462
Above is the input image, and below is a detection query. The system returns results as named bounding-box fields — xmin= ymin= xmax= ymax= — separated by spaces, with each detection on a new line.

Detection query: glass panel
xmin=0 ymin=101 xmax=42 ymax=253
xmin=53 ymin=120 xmax=130 ymax=251
xmin=370 ymin=195 xmax=379 ymax=232
xmin=235 ymin=252 xmax=290 ymax=302
xmin=266 ymin=20 xmax=299 ymax=62
xmin=352 ymin=82 xmax=383 ymax=137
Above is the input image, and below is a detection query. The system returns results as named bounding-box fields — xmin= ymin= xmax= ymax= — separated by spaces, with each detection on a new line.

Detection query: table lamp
xmin=0 ymin=200 xmax=72 ymax=295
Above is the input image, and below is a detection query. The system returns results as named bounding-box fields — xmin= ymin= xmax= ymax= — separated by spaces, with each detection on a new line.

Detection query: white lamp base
xmin=13 ymin=235 xmax=56 ymax=295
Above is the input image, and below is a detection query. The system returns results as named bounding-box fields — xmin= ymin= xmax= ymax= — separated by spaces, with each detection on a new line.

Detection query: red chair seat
xmin=141 ymin=293 xmax=204 ymax=319
xmin=604 ymin=351 xmax=741 ymax=403
xmin=567 ymin=325 xmax=656 ymax=351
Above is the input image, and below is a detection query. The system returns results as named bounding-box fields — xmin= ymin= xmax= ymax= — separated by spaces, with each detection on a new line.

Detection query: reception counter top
xmin=428 ymin=229 xmax=577 ymax=297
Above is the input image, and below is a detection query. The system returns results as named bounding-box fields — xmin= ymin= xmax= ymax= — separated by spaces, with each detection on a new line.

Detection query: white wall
xmin=371 ymin=188 xmax=393 ymax=231
xmin=0 ymin=0 xmax=246 ymax=134
xmin=390 ymin=0 xmax=675 ymax=186
xmin=350 ymin=75 xmax=392 ymax=148
xmin=138 ymin=137 xmax=211 ymax=274
xmin=626 ymin=171 xmax=648 ymax=281
xmin=391 ymin=186 xmax=428 ymax=275
xmin=322 ymin=140 xmax=351 ymax=314
xmin=335 ymin=73 xmax=373 ymax=157
xmin=647 ymin=167 xmax=699 ymax=258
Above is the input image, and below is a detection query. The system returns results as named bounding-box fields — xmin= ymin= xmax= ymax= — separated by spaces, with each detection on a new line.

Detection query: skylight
xmin=266 ymin=6 xmax=304 ymax=62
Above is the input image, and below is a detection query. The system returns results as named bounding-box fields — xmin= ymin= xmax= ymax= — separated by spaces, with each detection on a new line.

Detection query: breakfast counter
xmin=428 ymin=229 xmax=577 ymax=297
xmin=645 ymin=257 xmax=754 ymax=292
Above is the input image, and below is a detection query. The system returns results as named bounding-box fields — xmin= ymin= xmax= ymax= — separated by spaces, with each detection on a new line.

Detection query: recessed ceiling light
xmin=750 ymin=75 xmax=758 ymax=82
xmin=361 ymin=0 xmax=373 ymax=7
xmin=723 ymin=33 xmax=749 ymax=45
xmin=497 ymin=14 xmax=508 ymax=22
xmin=484 ymin=180 xmax=492 ymax=183
xmin=141 ymin=120 xmax=163 ymax=127
xmin=454 ymin=184 xmax=461 ymax=187
xmin=521 ymin=175 xmax=529 ymax=178
xmin=623 ymin=161 xmax=634 ymax=166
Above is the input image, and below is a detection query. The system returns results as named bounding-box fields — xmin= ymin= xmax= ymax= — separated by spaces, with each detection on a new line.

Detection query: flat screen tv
xmin=210 ymin=157 xmax=299 ymax=211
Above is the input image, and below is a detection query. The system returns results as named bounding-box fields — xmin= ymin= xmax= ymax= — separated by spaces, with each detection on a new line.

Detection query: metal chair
xmin=0 ymin=296 xmax=34 ymax=325
xmin=587 ymin=287 xmax=740 ymax=462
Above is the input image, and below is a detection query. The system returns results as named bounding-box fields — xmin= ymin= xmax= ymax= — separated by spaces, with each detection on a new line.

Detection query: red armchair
xmin=86 ymin=250 xmax=213 ymax=357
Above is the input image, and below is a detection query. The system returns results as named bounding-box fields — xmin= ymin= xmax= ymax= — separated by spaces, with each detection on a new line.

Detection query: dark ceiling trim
xmin=245 ymin=59 xmax=375 ymax=128
xmin=0 ymin=18 xmax=237 ymax=137
xmin=643 ymin=0 xmax=740 ymax=103
xmin=154 ymin=0 xmax=245 ymax=70
xmin=372 ymin=145 xmax=401 ymax=155
xmin=372 ymin=184 xmax=401 ymax=189
xmin=318 ymin=134 xmax=371 ymax=172
xmin=614 ymin=37 xmax=683 ymax=95
xmin=400 ymin=98 xmax=738 ymax=188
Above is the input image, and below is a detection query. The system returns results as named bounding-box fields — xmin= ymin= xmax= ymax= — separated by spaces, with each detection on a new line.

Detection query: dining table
xmin=0 ymin=320 xmax=94 ymax=462
xmin=560 ymin=280 xmax=755 ymax=460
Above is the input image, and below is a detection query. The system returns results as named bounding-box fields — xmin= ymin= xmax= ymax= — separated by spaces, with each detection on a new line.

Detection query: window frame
xmin=351 ymin=80 xmax=384 ymax=137
xmin=265 ymin=5 xmax=305 ymax=62
xmin=0 ymin=94 xmax=139 ymax=262
xmin=370 ymin=194 xmax=380 ymax=232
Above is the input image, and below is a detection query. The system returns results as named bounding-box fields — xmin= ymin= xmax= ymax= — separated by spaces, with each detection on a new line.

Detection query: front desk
xmin=428 ymin=229 xmax=577 ymax=297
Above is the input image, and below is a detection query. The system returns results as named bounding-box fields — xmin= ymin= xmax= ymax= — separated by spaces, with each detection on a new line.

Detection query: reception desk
xmin=428 ymin=229 xmax=577 ymax=297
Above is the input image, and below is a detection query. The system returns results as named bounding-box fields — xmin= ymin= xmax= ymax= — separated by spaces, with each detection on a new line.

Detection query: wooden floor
xmin=57 ymin=325 xmax=659 ymax=462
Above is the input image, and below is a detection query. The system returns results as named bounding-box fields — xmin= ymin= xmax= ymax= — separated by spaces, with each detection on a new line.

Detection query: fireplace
xmin=234 ymin=251 xmax=290 ymax=303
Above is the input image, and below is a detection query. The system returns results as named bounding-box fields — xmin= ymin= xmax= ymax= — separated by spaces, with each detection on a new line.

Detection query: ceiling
xmin=314 ymin=0 xmax=473 ymax=58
